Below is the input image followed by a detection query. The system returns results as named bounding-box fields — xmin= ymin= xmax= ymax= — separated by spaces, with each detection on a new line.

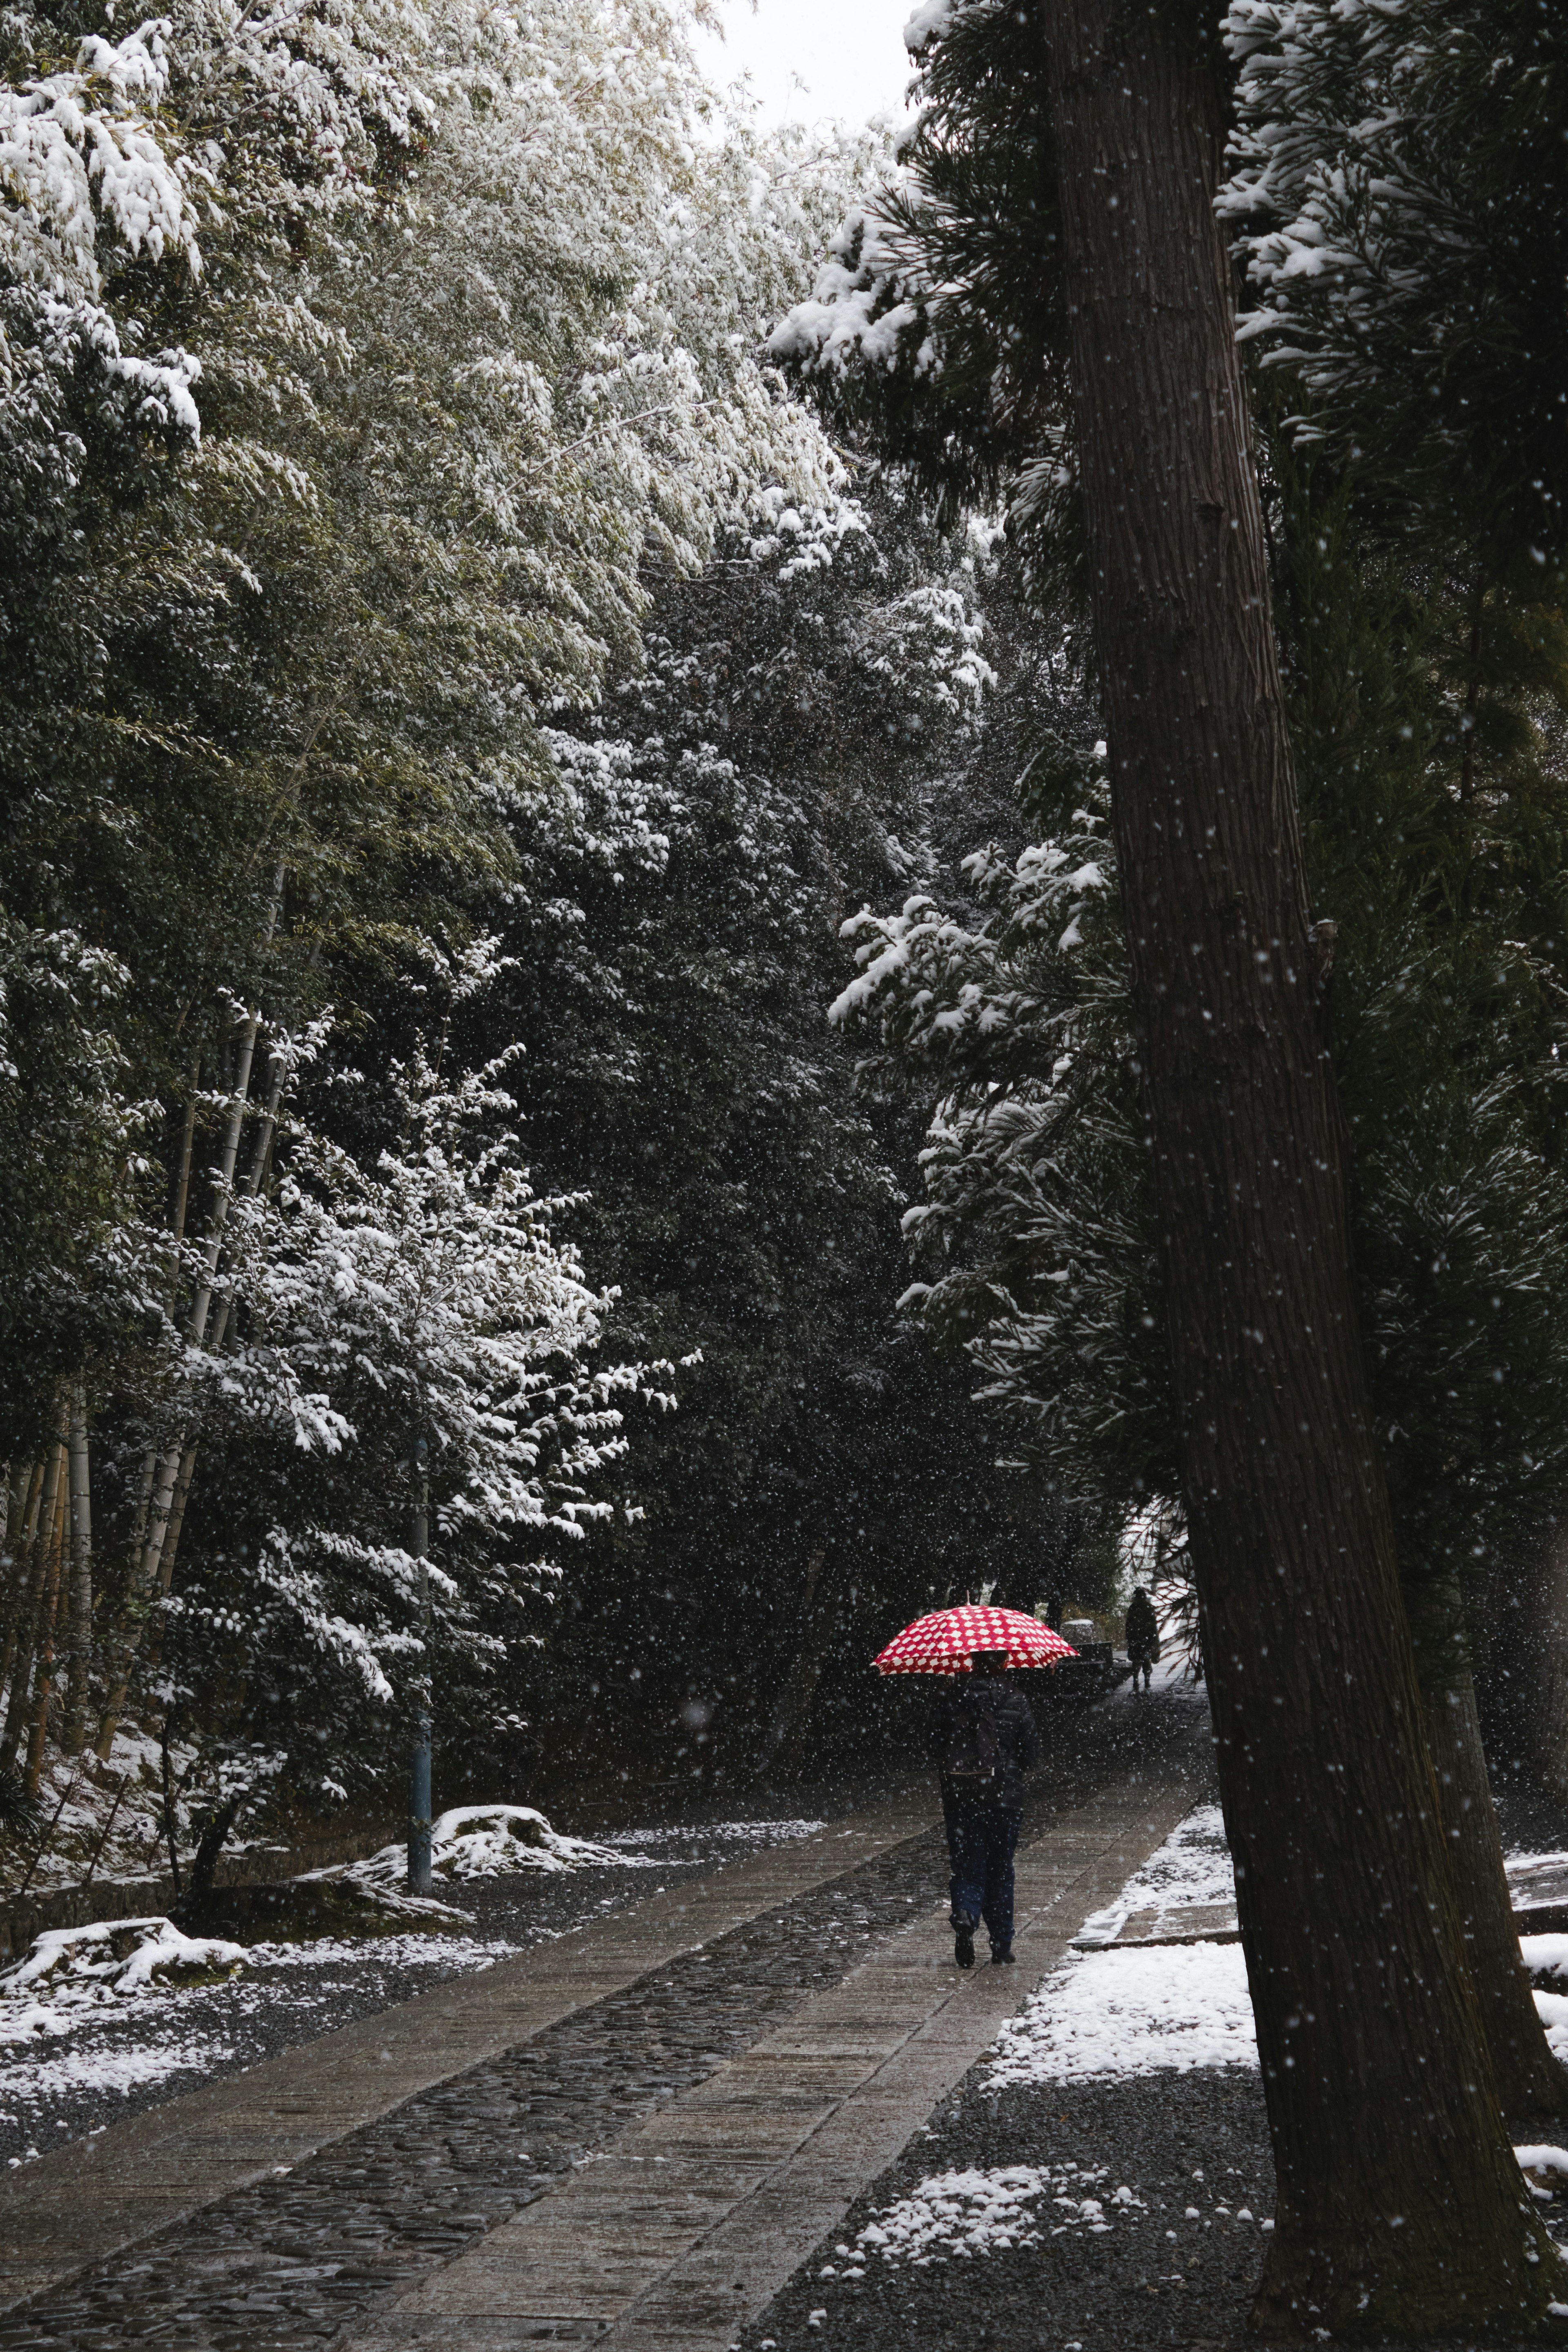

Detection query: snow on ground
xmin=1524 ymin=1934 xmax=1568 ymax=1982
xmin=989 ymin=1940 xmax=1256 ymax=2087
xmin=991 ymin=1806 xmax=1568 ymax=2130
xmin=3 ymin=1917 xmax=247 ymax=2002
xmin=0 ymin=1919 xmax=518 ymax=2153
xmin=988 ymin=1802 xmax=1248 ymax=2089
xmin=847 ymin=2166 xmax=1143 ymax=2267
xmin=1532 ymin=1987 xmax=1568 ymax=2066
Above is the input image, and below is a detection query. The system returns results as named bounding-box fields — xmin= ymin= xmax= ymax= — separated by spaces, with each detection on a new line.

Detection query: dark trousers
xmin=942 ymin=1795 xmax=1021 ymax=1951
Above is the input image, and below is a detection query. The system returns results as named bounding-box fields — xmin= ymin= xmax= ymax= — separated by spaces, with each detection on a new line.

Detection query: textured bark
xmin=1041 ymin=2 xmax=1558 ymax=2333
xmin=0 ymin=1459 xmax=43 ymax=1702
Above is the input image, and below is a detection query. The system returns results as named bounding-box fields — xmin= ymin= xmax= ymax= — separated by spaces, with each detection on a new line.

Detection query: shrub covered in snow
xmin=347 ymin=1805 xmax=632 ymax=1889
xmin=1 ymin=1918 xmax=246 ymax=2009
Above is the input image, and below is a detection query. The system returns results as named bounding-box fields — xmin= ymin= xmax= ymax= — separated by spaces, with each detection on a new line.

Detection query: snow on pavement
xmin=603 ymin=1818 xmax=825 ymax=1851
xmin=1074 ymin=1800 xmax=1233 ymax=1947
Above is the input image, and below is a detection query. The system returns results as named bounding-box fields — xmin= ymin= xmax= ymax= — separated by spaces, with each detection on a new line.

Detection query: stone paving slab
xmin=0 ymin=1794 xmax=934 ymax=2315
xmin=341 ymin=1773 xmax=1199 ymax=2351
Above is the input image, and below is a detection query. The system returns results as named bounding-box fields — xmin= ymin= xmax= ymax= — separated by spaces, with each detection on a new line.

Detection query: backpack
xmin=943 ymin=1690 xmax=1005 ymax=1793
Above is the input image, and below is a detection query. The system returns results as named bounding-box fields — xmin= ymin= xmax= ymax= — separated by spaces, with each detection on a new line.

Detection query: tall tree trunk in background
xmin=175 ymin=1791 xmax=242 ymax=1928
xmin=763 ymin=1551 xmax=843 ymax=1780
xmin=1405 ymin=1568 xmax=1568 ymax=2117
xmin=62 ymin=1389 xmax=93 ymax=1756
xmin=1042 ymin=0 xmax=1558 ymax=2332
xmin=1523 ymin=1524 xmax=1568 ymax=1815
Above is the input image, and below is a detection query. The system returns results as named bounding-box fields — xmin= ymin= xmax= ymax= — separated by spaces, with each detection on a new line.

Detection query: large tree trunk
xmin=1041 ymin=2 xmax=1558 ymax=2332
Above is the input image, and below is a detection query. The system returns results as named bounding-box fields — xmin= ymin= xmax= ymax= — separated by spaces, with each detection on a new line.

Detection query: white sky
xmin=694 ymin=0 xmax=915 ymax=131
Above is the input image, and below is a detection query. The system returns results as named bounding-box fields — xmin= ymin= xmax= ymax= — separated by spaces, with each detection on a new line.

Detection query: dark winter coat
xmin=931 ymin=1674 xmax=1039 ymax=1809
xmin=1125 ymin=1590 xmax=1160 ymax=1660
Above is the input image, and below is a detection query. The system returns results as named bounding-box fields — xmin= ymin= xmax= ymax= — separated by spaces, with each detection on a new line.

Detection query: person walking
xmin=933 ymin=1648 xmax=1038 ymax=1969
xmin=1125 ymin=1586 xmax=1160 ymax=1693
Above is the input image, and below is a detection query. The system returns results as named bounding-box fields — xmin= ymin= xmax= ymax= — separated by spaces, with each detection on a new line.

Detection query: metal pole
xmin=408 ymin=1436 xmax=432 ymax=1896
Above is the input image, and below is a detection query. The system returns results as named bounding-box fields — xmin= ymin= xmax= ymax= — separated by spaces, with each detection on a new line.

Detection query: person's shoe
xmin=991 ymin=1944 xmax=1016 ymax=1965
xmin=954 ymin=1924 xmax=976 ymax=1969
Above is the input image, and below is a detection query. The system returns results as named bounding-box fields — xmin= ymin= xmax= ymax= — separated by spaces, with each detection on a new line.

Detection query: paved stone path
xmin=0 ymin=1711 xmax=1208 ymax=2352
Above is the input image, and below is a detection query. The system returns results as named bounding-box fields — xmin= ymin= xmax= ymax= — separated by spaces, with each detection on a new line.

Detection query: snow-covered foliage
xmin=137 ymin=1022 xmax=677 ymax=1839
xmin=1220 ymin=0 xmax=1566 ymax=557
xmin=0 ymin=0 xmax=911 ymax=1865
xmin=830 ymin=738 xmax=1171 ymax=1510
xmin=765 ymin=0 xmax=1072 ymax=551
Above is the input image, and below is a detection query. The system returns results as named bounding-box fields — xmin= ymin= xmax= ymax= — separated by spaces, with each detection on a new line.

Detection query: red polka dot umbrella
xmin=871 ymin=1604 xmax=1078 ymax=1676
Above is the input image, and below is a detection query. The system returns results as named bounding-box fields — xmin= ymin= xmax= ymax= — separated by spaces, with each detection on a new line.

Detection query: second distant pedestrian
xmin=933 ymin=1650 xmax=1038 ymax=1969
xmin=1125 ymin=1586 xmax=1160 ymax=1693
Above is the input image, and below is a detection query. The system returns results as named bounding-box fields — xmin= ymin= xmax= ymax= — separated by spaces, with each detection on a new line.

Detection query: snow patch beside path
xmin=853 ymin=2165 xmax=1142 ymax=2267
xmin=989 ymin=1940 xmax=1256 ymax=2086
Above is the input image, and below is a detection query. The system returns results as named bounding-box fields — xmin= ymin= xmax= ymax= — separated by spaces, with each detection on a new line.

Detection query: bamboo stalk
xmin=169 ymin=1056 xmax=200 ymax=1250
xmin=136 ymin=889 xmax=281 ymax=1607
xmin=0 ymin=1459 xmax=42 ymax=1701
xmin=22 ymin=1481 xmax=67 ymax=1797
xmin=95 ymin=1450 xmax=156 ymax=1762
xmin=62 ymin=1389 xmax=93 ymax=1755
xmin=98 ymin=1019 xmax=291 ymax=1756
xmin=2 ymin=1439 xmax=66 ymax=1775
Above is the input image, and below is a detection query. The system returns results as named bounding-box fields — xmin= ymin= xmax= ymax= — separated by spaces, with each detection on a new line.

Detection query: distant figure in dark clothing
xmin=933 ymin=1651 xmax=1038 ymax=1969
xmin=1125 ymin=1586 xmax=1160 ymax=1693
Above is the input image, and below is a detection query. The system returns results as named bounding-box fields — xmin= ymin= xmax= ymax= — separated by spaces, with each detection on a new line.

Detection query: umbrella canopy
xmin=872 ymin=1604 xmax=1078 ymax=1676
